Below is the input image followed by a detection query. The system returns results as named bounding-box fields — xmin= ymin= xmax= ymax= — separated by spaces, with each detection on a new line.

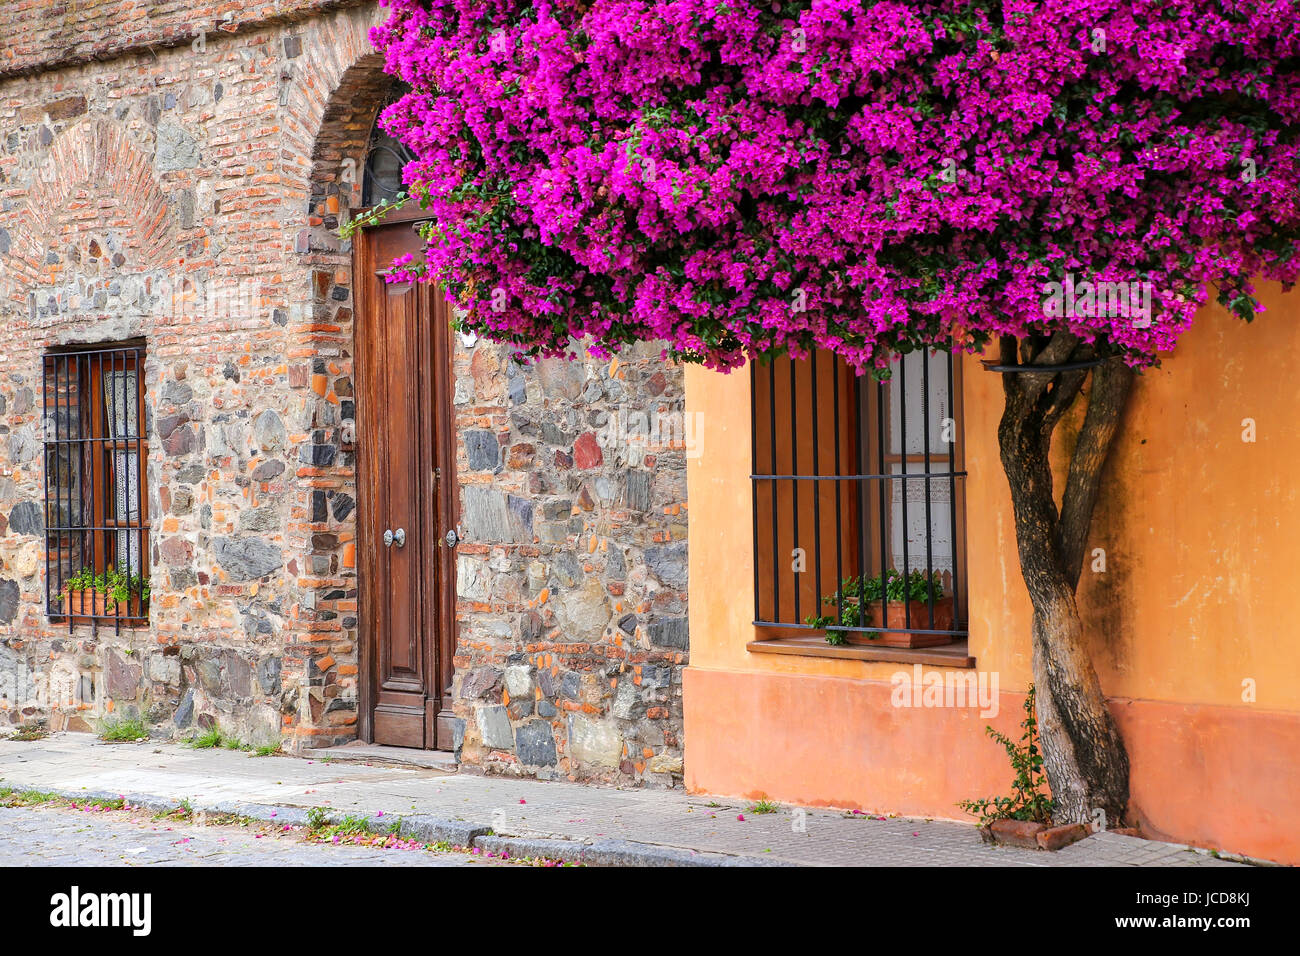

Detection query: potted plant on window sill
xmin=62 ymin=566 xmax=150 ymax=624
xmin=806 ymin=569 xmax=953 ymax=648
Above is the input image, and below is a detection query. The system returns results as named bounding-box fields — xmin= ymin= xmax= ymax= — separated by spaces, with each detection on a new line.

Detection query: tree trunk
xmin=996 ymin=335 xmax=1133 ymax=826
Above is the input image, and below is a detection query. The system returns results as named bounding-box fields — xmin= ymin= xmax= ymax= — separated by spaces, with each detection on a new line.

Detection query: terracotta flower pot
xmin=62 ymin=588 xmax=148 ymax=625
xmin=843 ymin=595 xmax=954 ymax=648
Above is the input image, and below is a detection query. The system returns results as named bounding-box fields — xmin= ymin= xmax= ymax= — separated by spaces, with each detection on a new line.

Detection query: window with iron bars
xmin=751 ymin=348 xmax=967 ymax=649
xmin=43 ymin=344 xmax=151 ymax=631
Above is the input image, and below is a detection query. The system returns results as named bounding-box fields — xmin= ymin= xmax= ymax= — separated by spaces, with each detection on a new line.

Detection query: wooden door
xmin=355 ymin=212 xmax=458 ymax=750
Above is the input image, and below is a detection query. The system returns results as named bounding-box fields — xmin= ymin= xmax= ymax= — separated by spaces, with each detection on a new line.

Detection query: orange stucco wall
xmin=683 ymin=284 xmax=1300 ymax=864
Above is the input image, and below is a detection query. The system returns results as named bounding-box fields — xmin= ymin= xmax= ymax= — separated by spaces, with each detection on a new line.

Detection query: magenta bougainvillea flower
xmin=371 ymin=0 xmax=1300 ymax=372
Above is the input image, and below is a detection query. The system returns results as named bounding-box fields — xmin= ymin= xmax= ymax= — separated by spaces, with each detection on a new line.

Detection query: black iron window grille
xmin=42 ymin=344 xmax=150 ymax=631
xmin=751 ymin=348 xmax=967 ymax=647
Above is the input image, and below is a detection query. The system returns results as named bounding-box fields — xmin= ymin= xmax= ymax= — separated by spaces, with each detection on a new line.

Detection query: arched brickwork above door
xmin=276 ymin=5 xmax=389 ymax=258
xmin=1 ymin=119 xmax=178 ymax=297
xmin=275 ymin=5 xmax=395 ymax=749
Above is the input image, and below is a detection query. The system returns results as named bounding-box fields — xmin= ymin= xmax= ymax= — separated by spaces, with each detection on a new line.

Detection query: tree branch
xmin=998 ymin=334 xmax=1022 ymax=405
xmin=1040 ymin=343 xmax=1097 ymax=431
xmin=1016 ymin=332 xmax=1080 ymax=409
xmin=1059 ymin=357 xmax=1135 ymax=590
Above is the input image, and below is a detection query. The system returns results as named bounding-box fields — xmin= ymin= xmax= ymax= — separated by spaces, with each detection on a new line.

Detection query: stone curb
xmin=474 ymin=834 xmax=789 ymax=867
xmin=372 ymin=813 xmax=491 ymax=849
xmin=0 ymin=780 xmax=787 ymax=867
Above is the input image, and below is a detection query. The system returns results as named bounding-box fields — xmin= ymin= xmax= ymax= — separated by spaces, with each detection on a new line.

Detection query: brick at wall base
xmin=983 ymin=819 xmax=1091 ymax=851
xmin=1036 ymin=822 xmax=1091 ymax=851
xmin=985 ymin=819 xmax=1046 ymax=849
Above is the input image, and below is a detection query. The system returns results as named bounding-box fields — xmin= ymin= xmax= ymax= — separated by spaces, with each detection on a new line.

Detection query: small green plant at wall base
xmin=746 ymin=800 xmax=780 ymax=815
xmin=189 ymin=726 xmax=225 ymax=749
xmin=7 ymin=722 xmax=48 ymax=741
xmin=65 ymin=565 xmax=150 ymax=610
xmin=957 ymin=685 xmax=1055 ymax=827
xmin=99 ymin=716 xmax=148 ymax=742
xmin=806 ymin=570 xmax=945 ymax=645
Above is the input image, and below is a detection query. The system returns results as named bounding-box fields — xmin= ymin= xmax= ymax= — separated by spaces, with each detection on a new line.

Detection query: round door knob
xmin=393 ymin=528 xmax=407 ymax=548
xmin=383 ymin=529 xmax=394 ymax=547
xmin=444 ymin=529 xmax=459 ymax=549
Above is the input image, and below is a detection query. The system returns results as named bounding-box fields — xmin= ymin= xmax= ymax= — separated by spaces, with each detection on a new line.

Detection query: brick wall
xmin=0 ymin=1 xmax=369 ymax=79
xmin=0 ymin=4 xmax=390 ymax=747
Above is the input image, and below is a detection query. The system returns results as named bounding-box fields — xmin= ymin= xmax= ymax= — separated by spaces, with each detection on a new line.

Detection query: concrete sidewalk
xmin=0 ymin=734 xmax=1247 ymax=867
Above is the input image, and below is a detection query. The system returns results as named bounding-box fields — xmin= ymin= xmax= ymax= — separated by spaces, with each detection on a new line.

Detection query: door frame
xmin=353 ymin=204 xmax=459 ymax=748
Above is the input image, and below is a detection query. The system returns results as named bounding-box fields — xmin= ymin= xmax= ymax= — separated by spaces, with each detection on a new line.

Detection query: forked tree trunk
xmin=995 ymin=334 xmax=1133 ymax=825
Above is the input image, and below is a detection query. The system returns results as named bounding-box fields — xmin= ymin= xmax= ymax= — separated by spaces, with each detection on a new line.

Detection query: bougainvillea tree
xmin=371 ymin=0 xmax=1300 ymax=823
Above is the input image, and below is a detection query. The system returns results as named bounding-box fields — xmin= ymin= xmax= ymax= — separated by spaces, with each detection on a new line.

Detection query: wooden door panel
xmin=357 ymin=215 xmax=457 ymax=750
xmin=377 ymin=281 xmax=422 ymax=691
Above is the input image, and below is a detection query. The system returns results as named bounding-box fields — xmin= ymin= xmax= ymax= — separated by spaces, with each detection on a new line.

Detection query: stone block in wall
xmin=147 ymin=653 xmax=181 ymax=688
xmin=476 ymin=704 xmax=514 ymax=751
xmin=647 ymin=753 xmax=683 ymax=775
xmin=461 ymin=486 xmax=513 ymax=543
xmin=503 ymin=665 xmax=532 ymax=698
xmin=557 ymin=578 xmax=611 ymax=641
xmin=457 ymin=554 xmax=492 ymax=602
xmin=514 ymin=720 xmax=557 ymax=766
xmin=252 ymin=409 xmax=287 ymax=454
xmin=154 ymin=123 xmax=199 ymax=172
xmin=460 ymin=666 xmax=502 ymax=700
xmin=533 ymin=357 xmax=585 ymax=400
xmin=173 ymin=690 xmax=195 ymax=730
xmin=612 ymin=679 xmax=646 ymax=720
xmin=648 ymin=618 xmax=689 ymax=650
xmin=103 ymin=650 xmax=143 ymax=701
xmin=567 ymin=714 xmax=622 ymax=768
xmin=213 ymin=537 xmax=283 ymax=582
xmin=464 ymin=429 xmax=499 ymax=471
xmin=0 ymin=580 xmax=19 ymax=625
xmin=7 ymin=501 xmax=43 ymax=536
xmin=0 ymin=642 xmax=35 ymax=712
xmin=644 ymin=542 xmax=688 ymax=589
xmin=255 ymin=657 xmax=282 ymax=696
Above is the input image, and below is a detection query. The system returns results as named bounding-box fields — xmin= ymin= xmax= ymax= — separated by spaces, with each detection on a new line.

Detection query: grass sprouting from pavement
xmin=188 ymin=726 xmax=225 ymax=749
xmin=98 ymin=716 xmax=149 ymax=742
xmin=4 ymin=722 xmax=49 ymax=741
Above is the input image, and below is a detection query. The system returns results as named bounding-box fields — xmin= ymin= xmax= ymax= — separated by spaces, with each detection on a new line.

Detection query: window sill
xmin=746 ymin=636 xmax=975 ymax=668
xmin=49 ymin=617 xmax=151 ymax=631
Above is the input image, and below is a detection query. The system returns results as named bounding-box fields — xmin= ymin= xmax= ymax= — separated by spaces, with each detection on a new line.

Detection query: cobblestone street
xmin=0 ymin=805 xmax=503 ymax=867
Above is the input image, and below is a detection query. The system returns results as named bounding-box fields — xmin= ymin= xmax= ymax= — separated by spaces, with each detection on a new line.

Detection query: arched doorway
xmin=352 ymin=111 xmax=458 ymax=752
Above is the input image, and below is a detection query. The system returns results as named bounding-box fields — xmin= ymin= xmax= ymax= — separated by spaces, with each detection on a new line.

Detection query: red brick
xmin=1036 ymin=823 xmax=1091 ymax=851
xmin=989 ymin=819 xmax=1048 ymax=849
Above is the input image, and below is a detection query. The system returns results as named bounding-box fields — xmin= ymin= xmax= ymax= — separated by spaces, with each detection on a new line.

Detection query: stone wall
xmin=450 ymin=341 xmax=690 ymax=784
xmin=0 ymin=4 xmax=386 ymax=746
xmin=0 ymin=0 xmax=691 ymax=787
